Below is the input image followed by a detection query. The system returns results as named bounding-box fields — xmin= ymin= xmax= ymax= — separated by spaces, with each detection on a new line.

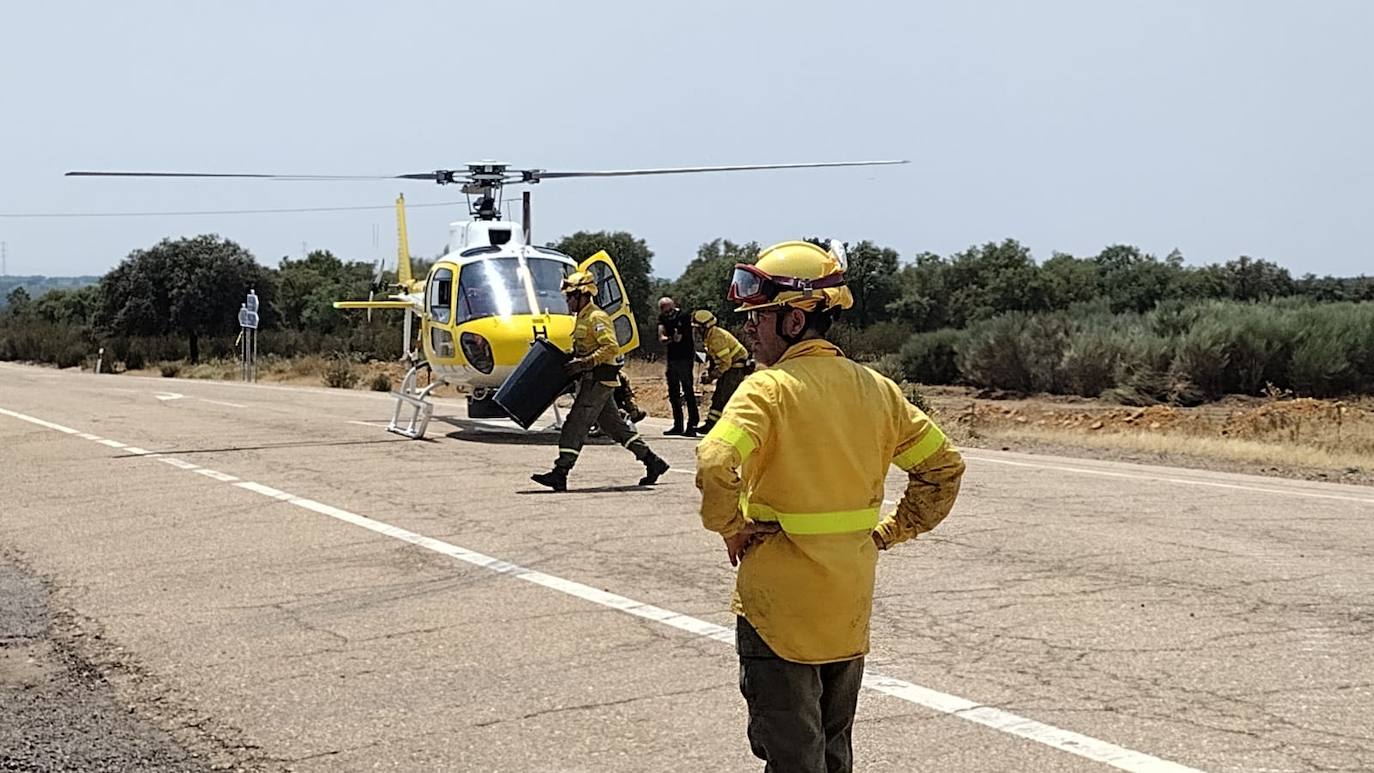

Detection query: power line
xmin=0 ymin=201 xmax=468 ymax=219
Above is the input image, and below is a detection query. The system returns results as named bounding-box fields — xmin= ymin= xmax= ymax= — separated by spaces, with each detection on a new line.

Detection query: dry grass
xmin=984 ymin=424 xmax=1374 ymax=473
xmin=927 ymin=388 xmax=1374 ymax=480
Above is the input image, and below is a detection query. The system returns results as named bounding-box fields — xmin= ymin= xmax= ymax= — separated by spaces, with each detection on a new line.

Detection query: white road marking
xmin=234 ymin=481 xmax=294 ymax=500
xmin=156 ymin=457 xmax=200 ymax=470
xmin=98 ymin=438 xmax=127 ymax=449
xmin=0 ymin=405 xmax=1208 ymax=773
xmin=963 ymin=453 xmax=1374 ymax=505
xmin=194 ymin=468 xmax=240 ymax=482
xmin=347 ymin=420 xmax=391 ymax=428
xmin=200 ymin=399 xmax=248 ymax=408
xmin=0 ymin=408 xmax=78 ymax=434
xmin=153 ymin=392 xmax=185 ymax=401
xmin=78 ymin=433 xmax=101 ymax=440
xmin=123 ymin=447 xmax=152 ymax=455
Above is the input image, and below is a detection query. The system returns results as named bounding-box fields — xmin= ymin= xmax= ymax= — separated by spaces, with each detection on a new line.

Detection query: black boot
xmin=666 ymin=401 xmax=684 ymax=435
xmin=639 ymin=454 xmax=670 ymax=486
xmin=696 ymin=420 xmax=716 ymax=435
xmin=531 ymin=468 xmax=568 ymax=492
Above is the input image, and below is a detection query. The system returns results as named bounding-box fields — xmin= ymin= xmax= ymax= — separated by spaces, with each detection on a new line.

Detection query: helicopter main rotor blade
xmin=529 ymin=160 xmax=907 ymax=180
xmin=65 ymin=171 xmax=429 ymax=181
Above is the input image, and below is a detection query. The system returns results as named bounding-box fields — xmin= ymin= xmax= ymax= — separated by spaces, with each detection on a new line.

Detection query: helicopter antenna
xmin=522 ymin=191 xmax=532 ymax=245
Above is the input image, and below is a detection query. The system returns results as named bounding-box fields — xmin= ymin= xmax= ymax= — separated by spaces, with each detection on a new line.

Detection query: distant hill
xmin=0 ymin=275 xmax=100 ymax=307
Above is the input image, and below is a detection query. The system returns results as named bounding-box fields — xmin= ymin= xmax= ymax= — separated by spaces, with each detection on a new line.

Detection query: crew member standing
xmin=695 ymin=241 xmax=965 ymax=773
xmin=690 ymin=309 xmax=751 ymax=435
xmin=658 ymin=296 xmax=700 ymax=436
xmin=532 ymin=271 xmax=670 ymax=491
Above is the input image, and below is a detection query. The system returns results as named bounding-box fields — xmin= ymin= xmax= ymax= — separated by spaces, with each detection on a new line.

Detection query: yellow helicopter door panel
xmin=578 ymin=250 xmax=640 ymax=355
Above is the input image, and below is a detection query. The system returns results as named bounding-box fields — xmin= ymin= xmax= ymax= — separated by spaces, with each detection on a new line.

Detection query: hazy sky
xmin=1 ymin=0 xmax=1371 ymax=279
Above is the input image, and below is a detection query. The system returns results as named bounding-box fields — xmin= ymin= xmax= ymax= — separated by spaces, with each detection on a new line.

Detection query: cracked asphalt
xmin=2 ymin=362 xmax=1372 ymax=771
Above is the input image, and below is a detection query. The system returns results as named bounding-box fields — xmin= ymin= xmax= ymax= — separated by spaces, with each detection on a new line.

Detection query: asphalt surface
xmin=1 ymin=362 xmax=1372 ymax=772
xmin=0 ymin=555 xmax=203 ymax=772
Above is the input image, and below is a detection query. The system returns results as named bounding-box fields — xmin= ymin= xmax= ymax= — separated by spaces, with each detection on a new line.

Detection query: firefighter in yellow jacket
xmin=691 ymin=309 xmax=751 ymax=435
xmin=531 ymin=271 xmax=669 ymax=492
xmin=695 ymin=241 xmax=964 ymax=773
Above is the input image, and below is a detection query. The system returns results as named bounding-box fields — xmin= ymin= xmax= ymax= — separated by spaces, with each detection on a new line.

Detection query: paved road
xmin=2 ymin=362 xmax=1372 ymax=772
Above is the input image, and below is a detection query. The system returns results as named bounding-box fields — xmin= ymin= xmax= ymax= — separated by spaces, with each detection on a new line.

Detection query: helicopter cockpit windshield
xmin=457 ymin=256 xmax=572 ymax=322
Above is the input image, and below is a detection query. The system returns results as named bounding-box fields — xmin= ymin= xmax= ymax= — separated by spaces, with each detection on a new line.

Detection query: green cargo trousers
xmin=737 ymin=616 xmax=865 ymax=773
xmin=554 ymin=376 xmax=651 ymax=471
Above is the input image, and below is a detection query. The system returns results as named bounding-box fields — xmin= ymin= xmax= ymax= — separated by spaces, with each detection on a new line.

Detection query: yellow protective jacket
xmin=703 ymin=326 xmax=749 ymax=378
xmin=695 ymin=339 xmax=964 ymax=664
xmin=571 ymin=302 xmax=624 ymax=386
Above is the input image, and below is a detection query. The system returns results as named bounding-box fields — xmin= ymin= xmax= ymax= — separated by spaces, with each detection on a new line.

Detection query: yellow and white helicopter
xmin=68 ymin=160 xmax=906 ymax=437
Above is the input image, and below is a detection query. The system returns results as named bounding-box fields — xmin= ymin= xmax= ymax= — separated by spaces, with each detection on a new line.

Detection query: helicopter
xmin=67 ymin=159 xmax=907 ymax=438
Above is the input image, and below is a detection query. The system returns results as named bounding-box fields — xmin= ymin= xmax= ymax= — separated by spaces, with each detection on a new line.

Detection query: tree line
xmin=2 ymin=231 xmax=1371 ymax=401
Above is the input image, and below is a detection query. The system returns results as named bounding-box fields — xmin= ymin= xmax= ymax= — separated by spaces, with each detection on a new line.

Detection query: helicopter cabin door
xmin=578 ymin=250 xmax=640 ymax=355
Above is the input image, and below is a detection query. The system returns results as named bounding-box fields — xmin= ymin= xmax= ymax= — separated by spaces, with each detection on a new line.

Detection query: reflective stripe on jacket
xmin=703 ymin=326 xmax=749 ymax=372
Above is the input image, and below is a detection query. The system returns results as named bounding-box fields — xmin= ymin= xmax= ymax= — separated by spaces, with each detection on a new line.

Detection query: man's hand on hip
xmin=724 ymin=522 xmax=781 ymax=567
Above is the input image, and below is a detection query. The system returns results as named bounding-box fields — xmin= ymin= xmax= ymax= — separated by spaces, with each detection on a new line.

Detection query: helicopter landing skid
xmin=388 ymin=365 xmax=439 ymax=439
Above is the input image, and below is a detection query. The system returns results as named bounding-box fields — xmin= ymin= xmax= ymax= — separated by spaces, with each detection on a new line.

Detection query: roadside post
xmin=238 ymin=289 xmax=259 ymax=382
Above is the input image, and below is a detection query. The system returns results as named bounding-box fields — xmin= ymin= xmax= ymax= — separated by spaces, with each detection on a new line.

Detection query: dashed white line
xmin=200 ymin=399 xmax=248 ymax=408
xmin=0 ymin=407 xmax=78 ymax=434
xmin=234 ymin=481 xmax=294 ymax=500
xmin=156 ymin=457 xmax=200 ymax=470
xmin=98 ymin=438 xmax=127 ymax=449
xmin=0 ymin=405 xmax=1208 ymax=773
xmin=194 ymin=469 xmax=240 ymax=483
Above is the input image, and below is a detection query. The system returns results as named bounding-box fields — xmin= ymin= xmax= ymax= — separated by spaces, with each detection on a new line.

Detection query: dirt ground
xmin=116 ymin=356 xmax=1374 ymax=488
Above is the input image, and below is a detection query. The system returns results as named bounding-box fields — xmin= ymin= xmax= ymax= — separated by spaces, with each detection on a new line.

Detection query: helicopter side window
xmin=429 ymin=268 xmax=453 ymax=324
xmin=587 ymin=262 xmax=623 ymax=315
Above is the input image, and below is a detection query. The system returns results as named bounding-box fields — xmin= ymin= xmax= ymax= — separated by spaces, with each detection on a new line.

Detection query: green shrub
xmin=833 ymin=321 xmax=911 ymax=358
xmin=124 ymin=348 xmax=147 ymax=371
xmin=1060 ymin=329 xmax=1124 ymax=397
xmin=958 ymin=314 xmax=1030 ymax=391
xmin=56 ymin=344 xmax=85 ymax=369
xmin=1288 ymin=302 xmax=1374 ymax=396
xmin=957 ymin=313 xmax=1070 ymax=393
xmin=159 ymin=361 xmax=182 ymax=378
xmin=368 ymin=371 xmax=392 ymax=392
xmin=899 ymin=328 xmax=963 ymax=385
xmin=1169 ymin=320 xmax=1229 ymax=400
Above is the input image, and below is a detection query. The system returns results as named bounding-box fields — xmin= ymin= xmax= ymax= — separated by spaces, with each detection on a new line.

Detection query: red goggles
xmin=727 ymin=264 xmax=846 ymax=307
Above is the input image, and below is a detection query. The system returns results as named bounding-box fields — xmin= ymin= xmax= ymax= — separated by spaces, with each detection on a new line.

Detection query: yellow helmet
xmin=691 ymin=309 xmax=716 ymax=327
xmin=728 ymin=240 xmax=854 ymax=313
xmin=560 ymin=270 xmax=597 ymax=297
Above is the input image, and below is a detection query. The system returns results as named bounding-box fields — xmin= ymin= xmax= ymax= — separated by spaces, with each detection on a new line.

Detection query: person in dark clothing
xmin=657 ymin=296 xmax=700 ymax=436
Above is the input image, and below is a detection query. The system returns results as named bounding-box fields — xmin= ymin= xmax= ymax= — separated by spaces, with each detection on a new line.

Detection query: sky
xmin=1 ymin=0 xmax=1371 ymax=280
